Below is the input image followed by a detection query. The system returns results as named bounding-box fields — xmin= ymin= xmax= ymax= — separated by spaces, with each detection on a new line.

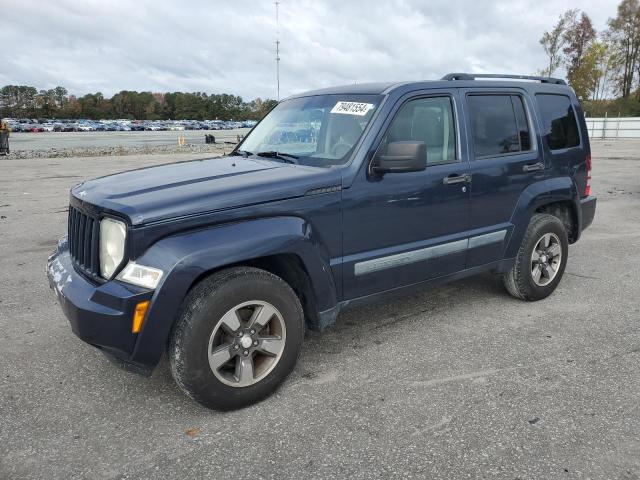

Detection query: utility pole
xmin=275 ymin=1 xmax=280 ymax=101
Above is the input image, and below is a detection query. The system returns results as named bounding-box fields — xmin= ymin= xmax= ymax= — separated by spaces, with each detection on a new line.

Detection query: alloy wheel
xmin=530 ymin=232 xmax=562 ymax=287
xmin=207 ymin=300 xmax=286 ymax=387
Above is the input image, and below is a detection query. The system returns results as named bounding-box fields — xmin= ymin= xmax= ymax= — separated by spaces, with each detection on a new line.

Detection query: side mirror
xmin=372 ymin=141 xmax=427 ymax=174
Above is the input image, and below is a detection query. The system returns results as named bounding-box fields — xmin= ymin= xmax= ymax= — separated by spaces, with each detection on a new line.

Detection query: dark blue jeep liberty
xmin=48 ymin=73 xmax=596 ymax=409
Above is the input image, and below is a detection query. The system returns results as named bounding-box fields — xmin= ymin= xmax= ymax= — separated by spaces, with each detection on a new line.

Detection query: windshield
xmin=238 ymin=94 xmax=382 ymax=167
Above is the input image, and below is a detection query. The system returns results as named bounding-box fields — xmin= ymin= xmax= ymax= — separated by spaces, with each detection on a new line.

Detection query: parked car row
xmin=1 ymin=118 xmax=256 ymax=133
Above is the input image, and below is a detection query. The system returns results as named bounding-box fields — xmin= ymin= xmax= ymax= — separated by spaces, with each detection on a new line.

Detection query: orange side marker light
xmin=132 ymin=300 xmax=150 ymax=333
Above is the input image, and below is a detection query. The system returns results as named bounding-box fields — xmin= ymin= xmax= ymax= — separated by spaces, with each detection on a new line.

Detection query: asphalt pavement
xmin=0 ymin=141 xmax=639 ymax=479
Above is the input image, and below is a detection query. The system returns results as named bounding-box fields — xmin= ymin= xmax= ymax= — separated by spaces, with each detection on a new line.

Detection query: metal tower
xmin=275 ymin=1 xmax=280 ymax=100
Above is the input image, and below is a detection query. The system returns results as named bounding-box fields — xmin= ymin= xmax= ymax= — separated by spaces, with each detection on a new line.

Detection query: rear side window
xmin=467 ymin=94 xmax=532 ymax=158
xmin=536 ymin=94 xmax=580 ymax=150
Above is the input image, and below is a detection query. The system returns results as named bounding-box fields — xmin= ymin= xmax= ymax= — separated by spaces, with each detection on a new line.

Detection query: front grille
xmin=68 ymin=206 xmax=100 ymax=276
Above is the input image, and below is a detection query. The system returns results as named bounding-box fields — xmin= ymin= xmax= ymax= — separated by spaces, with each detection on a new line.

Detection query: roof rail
xmin=441 ymin=73 xmax=566 ymax=85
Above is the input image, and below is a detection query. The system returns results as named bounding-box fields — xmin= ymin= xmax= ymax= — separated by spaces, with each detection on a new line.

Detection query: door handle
xmin=443 ymin=173 xmax=471 ymax=185
xmin=523 ymin=162 xmax=544 ymax=172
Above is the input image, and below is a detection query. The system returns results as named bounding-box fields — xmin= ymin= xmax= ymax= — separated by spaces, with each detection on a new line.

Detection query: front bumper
xmin=580 ymin=195 xmax=597 ymax=231
xmin=47 ymin=237 xmax=154 ymax=371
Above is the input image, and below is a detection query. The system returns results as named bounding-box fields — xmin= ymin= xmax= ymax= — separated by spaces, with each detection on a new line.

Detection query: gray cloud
xmin=0 ymin=0 xmax=619 ymax=100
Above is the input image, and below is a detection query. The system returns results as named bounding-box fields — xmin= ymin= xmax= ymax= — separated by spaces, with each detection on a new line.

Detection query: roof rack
xmin=441 ymin=73 xmax=566 ymax=85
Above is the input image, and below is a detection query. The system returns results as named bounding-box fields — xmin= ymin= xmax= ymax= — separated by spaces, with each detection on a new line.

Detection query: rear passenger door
xmin=461 ymin=90 xmax=544 ymax=268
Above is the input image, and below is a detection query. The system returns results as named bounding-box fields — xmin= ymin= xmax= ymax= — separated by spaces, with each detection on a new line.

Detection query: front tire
xmin=169 ymin=267 xmax=304 ymax=410
xmin=502 ymin=213 xmax=568 ymax=301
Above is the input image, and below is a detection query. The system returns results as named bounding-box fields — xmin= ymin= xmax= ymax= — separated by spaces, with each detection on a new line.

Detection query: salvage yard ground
xmin=0 ymin=140 xmax=639 ymax=479
xmin=8 ymin=128 xmax=250 ymax=151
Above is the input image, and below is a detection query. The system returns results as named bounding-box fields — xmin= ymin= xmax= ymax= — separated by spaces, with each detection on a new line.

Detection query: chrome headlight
xmin=99 ymin=217 xmax=126 ymax=279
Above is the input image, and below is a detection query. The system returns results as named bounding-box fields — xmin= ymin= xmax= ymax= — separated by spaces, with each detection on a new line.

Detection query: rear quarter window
xmin=536 ymin=94 xmax=580 ymax=150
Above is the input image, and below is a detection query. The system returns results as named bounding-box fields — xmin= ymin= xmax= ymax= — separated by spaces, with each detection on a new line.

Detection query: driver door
xmin=341 ymin=92 xmax=471 ymax=299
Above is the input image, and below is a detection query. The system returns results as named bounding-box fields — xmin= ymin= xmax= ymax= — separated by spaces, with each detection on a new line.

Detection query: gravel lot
xmin=8 ymin=129 xmax=250 ymax=151
xmin=1 ymin=141 xmax=639 ymax=479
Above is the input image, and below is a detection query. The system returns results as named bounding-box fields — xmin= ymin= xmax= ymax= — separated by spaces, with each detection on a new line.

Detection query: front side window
xmin=468 ymin=94 xmax=532 ymax=158
xmin=238 ymin=94 xmax=382 ymax=167
xmin=378 ymin=96 xmax=456 ymax=165
xmin=536 ymin=94 xmax=580 ymax=150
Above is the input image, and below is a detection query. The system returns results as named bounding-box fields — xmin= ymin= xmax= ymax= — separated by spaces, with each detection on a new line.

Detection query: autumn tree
xmin=78 ymin=92 xmax=110 ymax=119
xmin=249 ymin=98 xmax=278 ymax=119
xmin=569 ymin=41 xmax=611 ymax=100
xmin=540 ymin=10 xmax=576 ymax=77
xmin=53 ymin=86 xmax=68 ymax=109
xmin=36 ymin=89 xmax=58 ymax=117
xmin=590 ymin=40 xmax=617 ymax=100
xmin=64 ymin=95 xmax=81 ymax=118
xmin=607 ymin=0 xmax=640 ymax=98
xmin=0 ymin=85 xmax=38 ymax=117
xmin=564 ymin=12 xmax=597 ymax=92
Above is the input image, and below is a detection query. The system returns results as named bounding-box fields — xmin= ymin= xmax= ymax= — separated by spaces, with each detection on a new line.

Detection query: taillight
xmin=584 ymin=154 xmax=591 ymax=197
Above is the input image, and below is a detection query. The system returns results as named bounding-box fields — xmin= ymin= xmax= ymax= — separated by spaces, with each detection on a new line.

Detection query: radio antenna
xmin=275 ymin=1 xmax=281 ymax=100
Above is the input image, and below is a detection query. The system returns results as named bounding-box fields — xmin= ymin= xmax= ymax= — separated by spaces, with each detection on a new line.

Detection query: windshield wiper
xmin=235 ymin=149 xmax=251 ymax=158
xmin=255 ymin=151 xmax=299 ymax=164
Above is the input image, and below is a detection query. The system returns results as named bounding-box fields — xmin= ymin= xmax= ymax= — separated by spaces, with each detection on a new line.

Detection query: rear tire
xmin=502 ymin=213 xmax=568 ymax=301
xmin=169 ymin=267 xmax=304 ymax=410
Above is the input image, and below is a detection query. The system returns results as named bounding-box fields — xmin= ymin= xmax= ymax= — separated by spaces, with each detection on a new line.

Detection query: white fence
xmin=585 ymin=117 xmax=640 ymax=139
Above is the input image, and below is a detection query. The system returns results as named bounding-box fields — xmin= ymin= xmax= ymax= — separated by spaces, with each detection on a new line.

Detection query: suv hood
xmin=71 ymin=156 xmax=342 ymax=225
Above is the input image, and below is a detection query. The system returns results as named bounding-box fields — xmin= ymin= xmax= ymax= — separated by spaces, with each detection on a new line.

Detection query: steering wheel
xmin=331 ymin=140 xmax=352 ymax=158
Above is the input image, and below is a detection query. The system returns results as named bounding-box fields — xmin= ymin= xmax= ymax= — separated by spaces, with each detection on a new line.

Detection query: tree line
xmin=0 ymin=86 xmax=278 ymax=121
xmin=539 ymin=0 xmax=640 ymax=116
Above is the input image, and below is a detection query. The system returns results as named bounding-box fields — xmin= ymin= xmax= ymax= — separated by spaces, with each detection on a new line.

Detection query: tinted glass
xmin=380 ymin=97 xmax=456 ymax=164
xmin=536 ymin=94 xmax=580 ymax=150
xmin=513 ymin=96 xmax=532 ymax=151
xmin=468 ymin=95 xmax=532 ymax=157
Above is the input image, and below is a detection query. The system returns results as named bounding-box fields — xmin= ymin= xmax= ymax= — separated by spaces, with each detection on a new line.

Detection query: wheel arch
xmin=186 ymin=253 xmax=323 ymax=333
xmin=129 ymin=216 xmax=339 ymax=367
xmin=505 ymin=177 xmax=582 ymax=258
xmin=535 ymin=200 xmax=579 ymax=243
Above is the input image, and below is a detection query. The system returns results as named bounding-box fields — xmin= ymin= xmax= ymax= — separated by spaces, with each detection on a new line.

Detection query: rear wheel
xmin=502 ymin=213 xmax=568 ymax=301
xmin=169 ymin=267 xmax=304 ymax=410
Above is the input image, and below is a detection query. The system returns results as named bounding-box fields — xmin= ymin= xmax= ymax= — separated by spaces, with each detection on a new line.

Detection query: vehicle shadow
xmin=144 ymin=272 xmax=509 ymax=409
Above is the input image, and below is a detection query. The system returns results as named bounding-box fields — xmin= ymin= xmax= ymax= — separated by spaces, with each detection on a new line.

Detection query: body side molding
xmin=354 ymin=229 xmax=508 ymax=276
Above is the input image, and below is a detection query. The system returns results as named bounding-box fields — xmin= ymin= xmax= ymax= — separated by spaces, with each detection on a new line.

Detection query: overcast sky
xmin=0 ymin=0 xmax=621 ymax=100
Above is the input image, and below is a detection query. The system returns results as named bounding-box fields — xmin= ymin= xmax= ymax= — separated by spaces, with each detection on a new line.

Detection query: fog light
xmin=132 ymin=301 xmax=150 ymax=334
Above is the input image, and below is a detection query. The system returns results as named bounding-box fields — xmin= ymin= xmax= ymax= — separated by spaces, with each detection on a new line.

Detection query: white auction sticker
xmin=330 ymin=101 xmax=374 ymax=116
